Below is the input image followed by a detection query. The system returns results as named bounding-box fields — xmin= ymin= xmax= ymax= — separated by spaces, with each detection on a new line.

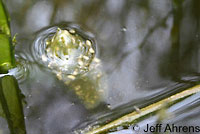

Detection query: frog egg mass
xmin=44 ymin=28 xmax=95 ymax=76
xmin=32 ymin=25 xmax=107 ymax=109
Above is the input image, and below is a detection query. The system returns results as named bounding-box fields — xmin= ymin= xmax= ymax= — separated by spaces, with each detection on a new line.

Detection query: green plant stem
xmin=0 ymin=0 xmax=15 ymax=73
xmin=0 ymin=75 xmax=26 ymax=134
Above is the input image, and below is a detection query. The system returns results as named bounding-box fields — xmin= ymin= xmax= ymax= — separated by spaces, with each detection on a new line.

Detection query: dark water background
xmin=0 ymin=0 xmax=200 ymax=134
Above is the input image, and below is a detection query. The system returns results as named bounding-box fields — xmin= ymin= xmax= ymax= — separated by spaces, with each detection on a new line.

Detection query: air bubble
xmin=121 ymin=27 xmax=127 ymax=32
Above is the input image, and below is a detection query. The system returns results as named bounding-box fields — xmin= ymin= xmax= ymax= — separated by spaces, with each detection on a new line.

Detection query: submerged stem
xmin=86 ymin=85 xmax=200 ymax=134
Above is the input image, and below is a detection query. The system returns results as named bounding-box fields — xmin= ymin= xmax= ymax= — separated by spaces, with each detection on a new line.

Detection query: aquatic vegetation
xmin=0 ymin=0 xmax=15 ymax=73
xmin=84 ymin=85 xmax=200 ymax=134
xmin=0 ymin=1 xmax=26 ymax=134
xmin=0 ymin=76 xmax=26 ymax=134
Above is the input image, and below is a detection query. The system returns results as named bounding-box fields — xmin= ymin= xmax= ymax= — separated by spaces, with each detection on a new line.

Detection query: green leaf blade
xmin=0 ymin=75 xmax=26 ymax=134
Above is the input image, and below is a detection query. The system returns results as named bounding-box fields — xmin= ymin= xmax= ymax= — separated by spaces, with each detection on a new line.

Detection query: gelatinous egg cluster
xmin=32 ymin=25 xmax=107 ymax=109
xmin=44 ymin=28 xmax=96 ymax=79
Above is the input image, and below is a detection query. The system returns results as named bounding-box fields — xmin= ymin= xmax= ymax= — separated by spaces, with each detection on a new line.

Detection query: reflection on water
xmin=1 ymin=0 xmax=200 ymax=133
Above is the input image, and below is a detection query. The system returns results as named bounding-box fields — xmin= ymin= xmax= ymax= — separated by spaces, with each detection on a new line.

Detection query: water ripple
xmin=8 ymin=55 xmax=31 ymax=83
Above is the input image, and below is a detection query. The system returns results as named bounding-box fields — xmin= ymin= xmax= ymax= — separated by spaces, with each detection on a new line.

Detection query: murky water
xmin=0 ymin=0 xmax=200 ymax=134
